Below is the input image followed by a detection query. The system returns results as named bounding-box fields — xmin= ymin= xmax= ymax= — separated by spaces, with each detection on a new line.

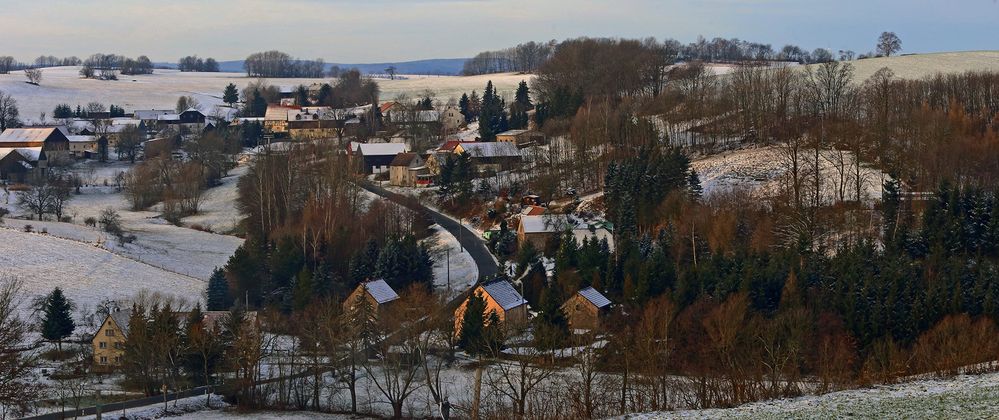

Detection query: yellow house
xmin=454 ymin=280 xmax=529 ymax=333
xmin=496 ymin=129 xmax=545 ymax=147
xmin=92 ymin=309 xmax=131 ymax=372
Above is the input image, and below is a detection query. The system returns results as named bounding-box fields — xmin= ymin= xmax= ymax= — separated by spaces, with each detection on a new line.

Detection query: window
xmin=99 ymin=342 xmax=107 ymax=349
xmin=114 ymin=342 xmax=123 ymax=350
xmin=114 ymin=356 xmax=121 ymax=363
xmin=99 ymin=356 xmax=108 ymax=365
xmin=105 ymin=329 xmax=115 ymax=337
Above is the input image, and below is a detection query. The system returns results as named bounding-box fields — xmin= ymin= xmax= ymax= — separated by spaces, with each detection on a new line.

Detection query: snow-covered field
xmin=626 ymin=372 xmax=999 ymax=419
xmin=0 ymin=67 xmax=529 ymax=125
xmin=691 ymin=146 xmax=883 ymax=204
xmin=815 ymin=50 xmax=999 ymax=82
xmin=180 ymin=164 xmax=247 ymax=234
xmin=0 ymin=227 xmax=206 ymax=314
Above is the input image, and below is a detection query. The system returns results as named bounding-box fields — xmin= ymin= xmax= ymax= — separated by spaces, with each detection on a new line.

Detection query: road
xmin=359 ymin=181 xmax=499 ymax=279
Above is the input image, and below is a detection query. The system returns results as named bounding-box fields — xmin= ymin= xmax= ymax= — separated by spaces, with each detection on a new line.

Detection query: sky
xmin=0 ymin=0 xmax=996 ymax=63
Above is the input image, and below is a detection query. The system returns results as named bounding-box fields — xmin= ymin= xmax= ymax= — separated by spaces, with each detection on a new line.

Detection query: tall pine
xmin=42 ymin=287 xmax=75 ymax=351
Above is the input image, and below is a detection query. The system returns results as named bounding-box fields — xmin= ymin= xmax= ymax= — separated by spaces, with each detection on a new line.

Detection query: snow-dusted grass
xmin=0 ymin=66 xmax=529 ymax=125
xmin=180 ymin=164 xmax=247 ymax=234
xmin=804 ymin=50 xmax=999 ymax=83
xmin=691 ymin=146 xmax=883 ymax=204
xmin=0 ymin=227 xmax=206 ymax=316
xmin=625 ymin=372 xmax=999 ymax=419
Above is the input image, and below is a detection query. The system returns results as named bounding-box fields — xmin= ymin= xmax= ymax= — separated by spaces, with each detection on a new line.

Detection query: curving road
xmin=358 ymin=182 xmax=498 ymax=279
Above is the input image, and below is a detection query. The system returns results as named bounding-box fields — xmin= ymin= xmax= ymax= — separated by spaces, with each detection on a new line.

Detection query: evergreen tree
xmin=478 ymin=81 xmax=507 ymax=141
xmin=458 ymin=93 xmax=471 ymax=123
xmin=534 ymin=286 xmax=569 ymax=350
xmin=41 ymin=287 xmax=75 ymax=351
xmin=223 ymin=83 xmax=239 ymax=108
xmin=206 ymin=267 xmax=231 ymax=311
xmin=688 ymin=169 xmax=703 ymax=200
xmin=458 ymin=291 xmax=488 ymax=355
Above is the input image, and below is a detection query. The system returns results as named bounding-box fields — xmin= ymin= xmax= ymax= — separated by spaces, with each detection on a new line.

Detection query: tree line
xmin=178 ymin=55 xmax=220 ymax=72
xmin=243 ymin=50 xmax=326 ymax=78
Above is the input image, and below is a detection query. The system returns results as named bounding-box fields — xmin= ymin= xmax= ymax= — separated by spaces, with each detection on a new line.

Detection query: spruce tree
xmin=459 ymin=291 xmax=488 ymax=355
xmin=459 ymin=93 xmax=471 ymax=123
xmin=223 ymin=83 xmax=239 ymax=108
xmin=206 ymin=267 xmax=231 ymax=311
xmin=42 ymin=287 xmax=75 ymax=351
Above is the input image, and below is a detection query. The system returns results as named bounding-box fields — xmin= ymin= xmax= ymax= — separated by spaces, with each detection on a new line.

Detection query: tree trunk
xmin=472 ymin=365 xmax=482 ymax=420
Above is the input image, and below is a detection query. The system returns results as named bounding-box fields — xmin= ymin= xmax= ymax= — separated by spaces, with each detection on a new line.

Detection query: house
xmin=517 ymin=214 xmax=615 ymax=251
xmin=0 ymin=149 xmax=40 ymax=183
xmin=454 ymin=279 xmax=529 ymax=333
xmin=0 ymin=127 xmax=71 ymax=162
xmin=92 ymin=308 xmax=259 ymax=373
xmin=92 ymin=309 xmax=131 ymax=372
xmin=351 ymin=142 xmax=408 ymax=174
xmin=67 ymin=135 xmax=96 ymax=158
xmin=440 ymin=106 xmax=464 ymax=132
xmin=453 ymin=142 xmax=521 ymax=173
xmin=389 ymin=153 xmax=431 ymax=187
xmin=132 ymin=110 xmax=174 ymax=126
xmin=521 ymin=205 xmax=546 ymax=216
xmin=562 ymin=287 xmax=611 ymax=330
xmin=344 ymin=279 xmax=400 ymax=317
xmin=496 ymin=129 xmax=545 ymax=148
xmin=264 ymin=105 xmax=298 ymax=135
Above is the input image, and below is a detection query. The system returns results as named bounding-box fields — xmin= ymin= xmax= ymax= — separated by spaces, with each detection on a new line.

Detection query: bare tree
xmin=876 ymin=32 xmax=902 ymax=57
xmin=0 ymin=92 xmax=20 ymax=131
xmin=23 ymin=69 xmax=42 ymax=85
xmin=0 ymin=277 xmax=43 ymax=419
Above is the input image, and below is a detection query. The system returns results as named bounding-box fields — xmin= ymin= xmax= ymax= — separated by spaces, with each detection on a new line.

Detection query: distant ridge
xmin=157 ymin=58 xmax=469 ymax=76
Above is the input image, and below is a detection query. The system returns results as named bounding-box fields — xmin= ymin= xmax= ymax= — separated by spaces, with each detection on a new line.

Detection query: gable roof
xmin=109 ymin=309 xmax=133 ymax=337
xmin=364 ymin=279 xmax=400 ymax=305
xmin=480 ymin=280 xmax=528 ymax=311
xmin=577 ymin=287 xmax=611 ymax=309
xmin=0 ymin=147 xmax=41 ymax=162
xmin=0 ymin=127 xmax=64 ymax=144
xmin=457 ymin=141 xmax=521 ymax=158
xmin=133 ymin=110 xmax=174 ymax=120
xmin=390 ymin=152 xmax=420 ymax=167
xmin=520 ymin=214 xmax=579 ymax=234
xmin=357 ymin=142 xmax=407 ymax=157
xmin=497 ymin=129 xmax=531 ymax=137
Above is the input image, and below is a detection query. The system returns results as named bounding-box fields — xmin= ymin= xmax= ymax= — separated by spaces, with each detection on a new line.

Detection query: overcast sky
xmin=1 ymin=0 xmax=996 ymax=63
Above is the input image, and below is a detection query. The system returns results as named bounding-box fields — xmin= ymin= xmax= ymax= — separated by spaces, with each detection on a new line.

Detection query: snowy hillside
xmin=0 ymin=67 xmax=529 ymax=125
xmin=624 ymin=372 xmax=999 ymax=419
xmin=0 ymin=228 xmax=206 ymax=313
xmin=802 ymin=50 xmax=999 ymax=82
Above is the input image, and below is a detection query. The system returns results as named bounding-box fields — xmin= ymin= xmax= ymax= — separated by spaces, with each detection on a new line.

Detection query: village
xmin=2 ymin=6 xmax=999 ymax=417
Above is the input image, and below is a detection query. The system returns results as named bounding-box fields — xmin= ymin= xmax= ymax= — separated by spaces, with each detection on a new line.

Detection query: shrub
xmin=84 ymin=217 xmax=97 ymax=227
xmin=60 ymin=216 xmax=72 ymax=223
xmin=23 ymin=224 xmax=33 ymax=233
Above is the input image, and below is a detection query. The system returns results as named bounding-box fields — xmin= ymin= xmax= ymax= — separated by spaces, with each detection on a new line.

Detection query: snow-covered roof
xmin=0 ymin=127 xmax=61 ymax=144
xmin=67 ymin=135 xmax=95 ymax=143
xmin=133 ymin=110 xmax=174 ymax=120
xmin=357 ymin=142 xmax=407 ymax=156
xmin=480 ymin=279 xmax=528 ymax=311
xmin=458 ymin=142 xmax=521 ymax=158
xmin=577 ymin=287 xmax=611 ymax=309
xmin=364 ymin=279 xmax=400 ymax=305
xmin=497 ymin=129 xmax=531 ymax=137
xmin=110 ymin=309 xmax=133 ymax=337
xmin=157 ymin=114 xmax=180 ymax=121
xmin=520 ymin=214 xmax=579 ymax=234
xmin=0 ymin=147 xmax=42 ymax=162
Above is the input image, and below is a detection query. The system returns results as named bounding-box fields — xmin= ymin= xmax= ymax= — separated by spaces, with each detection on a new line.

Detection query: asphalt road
xmin=359 ymin=181 xmax=499 ymax=279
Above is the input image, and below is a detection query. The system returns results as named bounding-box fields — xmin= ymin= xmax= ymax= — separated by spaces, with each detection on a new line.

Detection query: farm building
xmin=0 ymin=148 xmax=41 ymax=183
xmin=351 ymin=142 xmax=409 ymax=174
xmin=389 ymin=153 xmax=431 ymax=187
xmin=0 ymin=127 xmax=71 ymax=162
xmin=496 ymin=129 xmax=545 ymax=147
xmin=517 ymin=214 xmax=615 ymax=251
xmin=562 ymin=287 xmax=612 ymax=330
xmin=453 ymin=142 xmax=521 ymax=173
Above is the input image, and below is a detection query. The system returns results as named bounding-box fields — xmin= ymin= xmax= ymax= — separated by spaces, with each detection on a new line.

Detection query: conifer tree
xmin=41 ymin=287 xmax=75 ymax=351
xmin=223 ymin=83 xmax=239 ymax=108
xmin=207 ymin=267 xmax=231 ymax=311
xmin=459 ymin=291 xmax=488 ymax=355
